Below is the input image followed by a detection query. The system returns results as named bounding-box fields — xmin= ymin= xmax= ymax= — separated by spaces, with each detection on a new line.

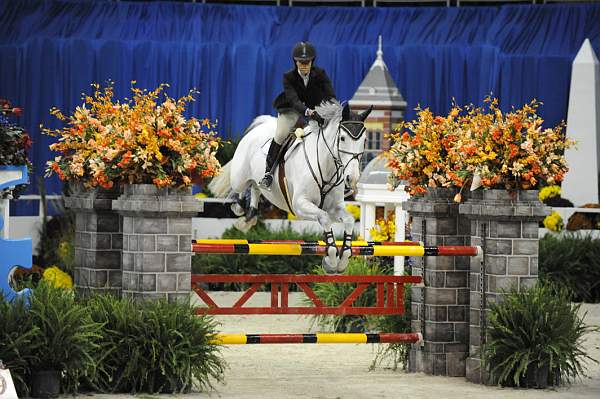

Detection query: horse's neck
xmin=305 ymin=122 xmax=338 ymax=180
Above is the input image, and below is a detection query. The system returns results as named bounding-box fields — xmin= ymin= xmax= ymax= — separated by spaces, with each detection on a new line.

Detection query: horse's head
xmin=336 ymin=103 xmax=371 ymax=192
xmin=313 ymin=101 xmax=372 ymax=194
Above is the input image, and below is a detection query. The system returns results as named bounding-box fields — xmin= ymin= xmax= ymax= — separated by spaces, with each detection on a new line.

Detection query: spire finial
xmin=377 ymin=35 xmax=383 ymax=60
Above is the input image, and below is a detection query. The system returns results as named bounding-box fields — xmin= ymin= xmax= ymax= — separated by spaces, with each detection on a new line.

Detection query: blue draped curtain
xmin=1 ymin=0 xmax=599 ymax=210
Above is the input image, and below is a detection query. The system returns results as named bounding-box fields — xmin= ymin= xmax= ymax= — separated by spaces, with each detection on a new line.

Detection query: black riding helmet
xmin=293 ymin=42 xmax=316 ymax=62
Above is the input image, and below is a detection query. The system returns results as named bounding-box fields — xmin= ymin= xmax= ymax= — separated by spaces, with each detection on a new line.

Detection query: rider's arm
xmin=283 ymin=73 xmax=309 ymax=115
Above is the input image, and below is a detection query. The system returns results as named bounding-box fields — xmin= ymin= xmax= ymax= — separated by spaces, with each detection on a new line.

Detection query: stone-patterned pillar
xmin=112 ymin=184 xmax=202 ymax=302
xmin=406 ymin=188 xmax=471 ymax=376
xmin=459 ymin=189 xmax=548 ymax=384
xmin=65 ymin=184 xmax=123 ymax=296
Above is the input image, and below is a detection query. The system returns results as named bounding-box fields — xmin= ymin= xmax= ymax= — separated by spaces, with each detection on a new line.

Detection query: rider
xmin=259 ymin=41 xmax=337 ymax=190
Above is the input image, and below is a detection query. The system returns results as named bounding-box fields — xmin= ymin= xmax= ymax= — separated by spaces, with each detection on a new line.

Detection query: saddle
xmin=260 ymin=124 xmax=312 ymax=216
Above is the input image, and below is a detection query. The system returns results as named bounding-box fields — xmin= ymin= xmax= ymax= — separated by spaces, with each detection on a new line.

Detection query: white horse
xmin=209 ymin=100 xmax=371 ymax=273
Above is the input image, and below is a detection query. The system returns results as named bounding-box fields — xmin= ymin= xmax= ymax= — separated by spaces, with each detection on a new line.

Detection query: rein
xmin=301 ymin=120 xmax=365 ymax=208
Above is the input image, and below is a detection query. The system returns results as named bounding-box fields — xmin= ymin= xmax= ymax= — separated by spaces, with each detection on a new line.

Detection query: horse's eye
xmin=340 ymin=136 xmax=346 ymax=142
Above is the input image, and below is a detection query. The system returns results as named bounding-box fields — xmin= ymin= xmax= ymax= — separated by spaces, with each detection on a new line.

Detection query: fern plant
xmin=0 ymin=295 xmax=40 ymax=396
xmin=483 ymin=282 xmax=598 ymax=388
xmin=28 ymin=282 xmax=102 ymax=394
xmin=85 ymin=294 xmax=225 ymax=394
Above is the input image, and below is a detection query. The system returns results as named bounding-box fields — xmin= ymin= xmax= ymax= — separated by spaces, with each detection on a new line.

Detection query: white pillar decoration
xmin=563 ymin=38 xmax=600 ymax=206
xmin=356 ymin=182 xmax=409 ymax=276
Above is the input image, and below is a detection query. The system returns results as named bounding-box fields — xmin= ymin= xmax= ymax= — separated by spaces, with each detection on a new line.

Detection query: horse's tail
xmin=208 ymin=161 xmax=232 ymax=198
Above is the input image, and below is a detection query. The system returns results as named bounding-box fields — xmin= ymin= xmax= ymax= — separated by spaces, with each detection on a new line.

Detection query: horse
xmin=209 ymin=100 xmax=371 ymax=273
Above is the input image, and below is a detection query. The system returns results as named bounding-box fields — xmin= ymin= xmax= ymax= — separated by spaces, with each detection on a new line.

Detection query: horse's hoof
xmin=233 ymin=216 xmax=256 ymax=233
xmin=337 ymin=260 xmax=349 ymax=274
xmin=322 ymin=257 xmax=338 ymax=274
xmin=230 ymin=202 xmax=245 ymax=217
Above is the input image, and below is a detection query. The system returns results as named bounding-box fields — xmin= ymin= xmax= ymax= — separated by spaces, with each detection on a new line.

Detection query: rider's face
xmin=296 ymin=59 xmax=312 ymax=75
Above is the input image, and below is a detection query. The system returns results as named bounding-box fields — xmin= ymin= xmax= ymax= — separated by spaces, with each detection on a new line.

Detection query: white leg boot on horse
xmin=332 ymin=203 xmax=356 ymax=273
xmin=229 ymin=192 xmax=245 ymax=217
xmin=233 ymin=184 xmax=260 ymax=233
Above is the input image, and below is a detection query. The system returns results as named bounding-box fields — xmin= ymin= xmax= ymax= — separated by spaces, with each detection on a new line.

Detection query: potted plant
xmin=43 ymin=82 xmax=221 ymax=295
xmin=482 ymin=282 xmax=598 ymax=388
xmin=28 ymin=282 xmax=101 ymax=398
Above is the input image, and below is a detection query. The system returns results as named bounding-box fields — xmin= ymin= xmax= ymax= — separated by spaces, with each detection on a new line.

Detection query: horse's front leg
xmin=331 ymin=204 xmax=355 ymax=273
xmin=294 ymin=196 xmax=338 ymax=274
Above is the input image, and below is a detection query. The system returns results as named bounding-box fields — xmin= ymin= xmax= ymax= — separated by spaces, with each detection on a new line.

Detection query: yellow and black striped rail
xmin=192 ymin=243 xmax=480 ymax=257
xmin=210 ymin=332 xmax=423 ymax=345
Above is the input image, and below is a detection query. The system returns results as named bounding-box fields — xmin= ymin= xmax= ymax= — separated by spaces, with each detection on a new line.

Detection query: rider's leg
xmin=259 ymin=111 xmax=300 ymax=189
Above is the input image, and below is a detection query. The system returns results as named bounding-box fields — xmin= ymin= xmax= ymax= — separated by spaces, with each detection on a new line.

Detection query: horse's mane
xmin=314 ymin=100 xmax=342 ymax=122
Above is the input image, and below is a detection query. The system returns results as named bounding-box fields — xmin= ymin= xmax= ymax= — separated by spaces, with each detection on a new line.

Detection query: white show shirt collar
xmin=298 ymin=70 xmax=309 ymax=87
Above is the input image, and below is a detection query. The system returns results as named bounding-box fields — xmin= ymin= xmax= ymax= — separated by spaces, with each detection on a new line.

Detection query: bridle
xmin=302 ymin=119 xmax=366 ymax=208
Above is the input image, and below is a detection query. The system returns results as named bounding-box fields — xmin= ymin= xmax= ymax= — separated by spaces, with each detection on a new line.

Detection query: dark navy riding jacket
xmin=273 ymin=66 xmax=336 ymax=115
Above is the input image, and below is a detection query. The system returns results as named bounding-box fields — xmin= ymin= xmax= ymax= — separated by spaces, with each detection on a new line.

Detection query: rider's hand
xmin=310 ymin=111 xmax=325 ymax=126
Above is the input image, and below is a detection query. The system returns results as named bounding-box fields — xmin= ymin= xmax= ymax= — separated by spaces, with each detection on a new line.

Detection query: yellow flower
xmin=543 ymin=211 xmax=563 ymax=232
xmin=369 ymin=214 xmax=396 ymax=241
xmin=345 ymin=204 xmax=361 ymax=221
xmin=539 ymin=185 xmax=561 ymax=201
xmin=43 ymin=266 xmax=74 ymax=289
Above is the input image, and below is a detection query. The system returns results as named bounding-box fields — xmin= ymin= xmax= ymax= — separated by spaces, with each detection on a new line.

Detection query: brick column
xmin=405 ymin=188 xmax=471 ymax=376
xmin=459 ymin=189 xmax=548 ymax=384
xmin=112 ymin=184 xmax=202 ymax=302
xmin=65 ymin=184 xmax=123 ymax=296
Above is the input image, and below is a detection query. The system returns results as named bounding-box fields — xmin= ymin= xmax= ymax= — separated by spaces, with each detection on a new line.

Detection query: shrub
xmin=86 ymin=295 xmax=225 ymax=394
xmin=539 ymin=233 xmax=600 ymax=302
xmin=0 ymin=295 xmax=40 ymax=396
xmin=483 ymin=282 xmax=598 ymax=388
xmin=192 ymin=221 xmax=322 ymax=289
xmin=28 ymin=282 xmax=102 ymax=394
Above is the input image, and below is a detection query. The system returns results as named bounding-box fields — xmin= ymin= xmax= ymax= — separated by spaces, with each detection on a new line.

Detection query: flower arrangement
xmin=369 ymin=213 xmax=396 ymax=242
xmin=44 ymin=82 xmax=220 ymax=189
xmin=543 ymin=211 xmax=564 ymax=232
xmin=1 ymin=98 xmax=32 ymax=198
xmin=387 ymin=98 xmax=574 ymax=197
xmin=387 ymin=105 xmax=463 ymax=196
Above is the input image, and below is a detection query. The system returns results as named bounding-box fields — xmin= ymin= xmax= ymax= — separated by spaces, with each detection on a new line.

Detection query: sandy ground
xmin=90 ymin=291 xmax=600 ymax=399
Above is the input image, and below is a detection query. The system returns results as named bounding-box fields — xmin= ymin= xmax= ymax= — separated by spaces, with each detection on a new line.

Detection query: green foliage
xmin=483 ymin=282 xmax=598 ymax=388
xmin=0 ymin=295 xmax=40 ymax=396
xmin=307 ymin=258 xmax=388 ymax=332
xmin=306 ymin=258 xmax=413 ymax=370
xmin=85 ymin=295 xmax=225 ymax=394
xmin=369 ymin=288 xmax=412 ymax=371
xmin=192 ymin=221 xmax=321 ymax=289
xmin=539 ymin=233 xmax=600 ymax=302
xmin=29 ymin=282 xmax=102 ymax=394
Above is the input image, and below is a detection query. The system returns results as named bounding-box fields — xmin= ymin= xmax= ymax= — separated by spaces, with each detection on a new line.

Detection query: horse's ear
xmin=359 ymin=105 xmax=373 ymax=121
xmin=342 ymin=103 xmax=351 ymax=121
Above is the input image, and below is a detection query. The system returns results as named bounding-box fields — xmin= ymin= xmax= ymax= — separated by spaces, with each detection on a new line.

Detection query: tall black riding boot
xmin=259 ymin=140 xmax=282 ymax=190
